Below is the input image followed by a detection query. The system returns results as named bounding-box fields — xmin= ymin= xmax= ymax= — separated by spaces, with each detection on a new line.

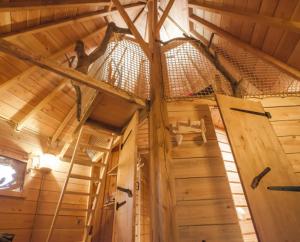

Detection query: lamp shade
xmin=39 ymin=153 xmax=58 ymax=173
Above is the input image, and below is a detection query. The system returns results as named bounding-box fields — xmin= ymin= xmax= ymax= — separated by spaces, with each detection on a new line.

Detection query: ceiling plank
xmin=0 ymin=38 xmax=146 ymax=107
xmin=0 ymin=1 xmax=111 ymax=12
xmin=0 ymin=2 xmax=144 ymax=39
xmin=156 ymin=0 xmax=175 ymax=33
xmin=16 ymin=80 xmax=68 ymax=131
xmin=189 ymin=14 xmax=300 ymax=80
xmin=0 ymin=26 xmax=107 ymax=93
xmin=189 ymin=1 xmax=300 ymax=34
xmin=111 ymin=0 xmax=150 ymax=58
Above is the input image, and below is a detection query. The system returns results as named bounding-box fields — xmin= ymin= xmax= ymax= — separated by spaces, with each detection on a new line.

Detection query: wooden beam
xmin=111 ymin=0 xmax=150 ymax=58
xmin=189 ymin=1 xmax=300 ymax=34
xmin=148 ymin=1 xmax=178 ymax=242
xmin=0 ymin=1 xmax=111 ymax=12
xmin=0 ymin=2 xmax=144 ymax=39
xmin=156 ymin=0 xmax=175 ymax=32
xmin=189 ymin=14 xmax=300 ymax=80
xmin=0 ymin=26 xmax=107 ymax=92
xmin=16 ymin=80 xmax=67 ymax=131
xmin=51 ymin=105 xmax=76 ymax=146
xmin=0 ymin=39 xmax=146 ymax=107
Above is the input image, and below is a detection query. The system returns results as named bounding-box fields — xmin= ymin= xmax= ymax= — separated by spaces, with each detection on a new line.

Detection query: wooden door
xmin=113 ymin=112 xmax=138 ymax=242
xmin=216 ymin=94 xmax=300 ymax=242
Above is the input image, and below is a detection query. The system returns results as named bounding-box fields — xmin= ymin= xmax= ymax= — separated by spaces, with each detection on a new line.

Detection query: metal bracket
xmin=267 ymin=186 xmax=300 ymax=192
xmin=251 ymin=167 xmax=271 ymax=189
xmin=231 ymin=108 xmax=272 ymax=119
xmin=116 ymin=200 xmax=126 ymax=210
xmin=117 ymin=186 xmax=133 ymax=197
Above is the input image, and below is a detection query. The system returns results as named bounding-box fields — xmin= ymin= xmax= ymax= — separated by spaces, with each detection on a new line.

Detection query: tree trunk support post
xmin=148 ymin=1 xmax=178 ymax=242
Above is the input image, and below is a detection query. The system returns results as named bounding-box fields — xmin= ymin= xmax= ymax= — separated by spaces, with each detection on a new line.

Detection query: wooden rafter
xmin=111 ymin=0 xmax=150 ymax=58
xmin=0 ymin=26 xmax=107 ymax=92
xmin=189 ymin=14 xmax=300 ymax=80
xmin=0 ymin=0 xmax=110 ymax=12
xmin=51 ymin=105 xmax=76 ymax=146
xmin=189 ymin=1 xmax=300 ymax=34
xmin=156 ymin=0 xmax=175 ymax=33
xmin=0 ymin=39 xmax=146 ymax=107
xmin=0 ymin=2 xmax=144 ymax=39
xmin=16 ymin=80 xmax=68 ymax=131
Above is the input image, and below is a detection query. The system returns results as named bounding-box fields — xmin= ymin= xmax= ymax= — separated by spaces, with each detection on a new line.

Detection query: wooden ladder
xmin=46 ymin=127 xmax=115 ymax=242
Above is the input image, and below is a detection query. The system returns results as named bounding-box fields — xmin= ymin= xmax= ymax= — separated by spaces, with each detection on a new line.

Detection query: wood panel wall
xmin=0 ymin=120 xmax=89 ymax=242
xmin=167 ymin=100 xmax=243 ymax=242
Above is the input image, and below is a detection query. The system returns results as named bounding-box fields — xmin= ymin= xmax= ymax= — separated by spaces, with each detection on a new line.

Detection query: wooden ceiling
xmin=0 ymin=0 xmax=144 ymax=156
xmin=188 ymin=0 xmax=300 ymax=72
xmin=0 ymin=0 xmax=299 ymax=156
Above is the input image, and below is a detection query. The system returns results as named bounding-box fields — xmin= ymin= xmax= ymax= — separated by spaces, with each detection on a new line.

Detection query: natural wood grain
xmin=189 ymin=14 xmax=300 ymax=80
xmin=1 ymin=3 xmax=143 ymax=39
xmin=0 ymin=1 xmax=110 ymax=12
xmin=189 ymin=1 xmax=300 ymax=34
xmin=113 ymin=112 xmax=138 ymax=242
xmin=112 ymin=0 xmax=150 ymax=58
xmin=216 ymin=94 xmax=300 ymax=242
xmin=148 ymin=1 xmax=178 ymax=242
xmin=0 ymin=38 xmax=146 ymax=107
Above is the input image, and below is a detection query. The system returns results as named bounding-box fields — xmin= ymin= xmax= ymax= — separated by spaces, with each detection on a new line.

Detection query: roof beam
xmin=189 ymin=14 xmax=300 ymax=80
xmin=0 ymin=1 xmax=110 ymax=12
xmin=156 ymin=0 xmax=175 ymax=33
xmin=16 ymin=80 xmax=68 ymax=131
xmin=1 ymin=2 xmax=144 ymax=39
xmin=111 ymin=0 xmax=150 ymax=58
xmin=0 ymin=38 xmax=146 ymax=107
xmin=0 ymin=26 xmax=107 ymax=92
xmin=189 ymin=1 xmax=300 ymax=34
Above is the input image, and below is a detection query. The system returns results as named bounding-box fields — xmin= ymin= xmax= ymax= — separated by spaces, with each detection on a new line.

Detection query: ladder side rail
xmin=83 ymin=136 xmax=115 ymax=242
xmin=46 ymin=127 xmax=84 ymax=242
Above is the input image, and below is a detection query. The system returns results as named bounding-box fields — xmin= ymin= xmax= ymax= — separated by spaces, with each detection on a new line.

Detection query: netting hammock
xmin=88 ymin=35 xmax=300 ymax=100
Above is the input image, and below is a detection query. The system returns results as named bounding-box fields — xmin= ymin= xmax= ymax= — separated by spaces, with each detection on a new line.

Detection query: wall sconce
xmin=30 ymin=153 xmax=59 ymax=173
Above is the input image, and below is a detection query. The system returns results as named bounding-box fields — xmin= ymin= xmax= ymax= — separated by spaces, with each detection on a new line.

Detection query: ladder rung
xmin=107 ymin=163 xmax=119 ymax=174
xmin=65 ymin=191 xmax=95 ymax=196
xmin=60 ymin=207 xmax=93 ymax=212
xmin=70 ymin=174 xmax=101 ymax=181
xmin=74 ymin=160 xmax=105 ymax=167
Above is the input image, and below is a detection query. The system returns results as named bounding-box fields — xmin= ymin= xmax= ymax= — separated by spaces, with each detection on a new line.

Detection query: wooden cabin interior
xmin=0 ymin=0 xmax=299 ymax=242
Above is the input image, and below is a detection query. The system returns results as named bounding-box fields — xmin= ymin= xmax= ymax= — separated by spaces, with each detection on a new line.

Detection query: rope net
xmin=89 ymin=37 xmax=150 ymax=99
xmin=212 ymin=36 xmax=300 ymax=98
xmin=162 ymin=40 xmax=233 ymax=98
xmin=88 ymin=36 xmax=300 ymax=100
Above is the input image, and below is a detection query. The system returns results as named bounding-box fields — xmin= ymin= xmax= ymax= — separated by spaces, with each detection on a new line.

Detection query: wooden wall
xmin=167 ymin=100 xmax=243 ymax=242
xmin=0 ymin=120 xmax=89 ymax=242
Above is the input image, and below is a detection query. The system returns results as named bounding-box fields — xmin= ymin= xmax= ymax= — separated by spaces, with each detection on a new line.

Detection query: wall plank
xmin=167 ymin=102 xmax=243 ymax=242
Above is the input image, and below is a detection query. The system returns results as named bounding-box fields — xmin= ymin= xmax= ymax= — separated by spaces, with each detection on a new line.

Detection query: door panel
xmin=113 ymin=112 xmax=138 ymax=242
xmin=216 ymin=94 xmax=300 ymax=242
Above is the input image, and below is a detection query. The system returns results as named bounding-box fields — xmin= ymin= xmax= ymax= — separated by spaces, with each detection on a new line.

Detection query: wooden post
xmin=148 ymin=1 xmax=178 ymax=241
